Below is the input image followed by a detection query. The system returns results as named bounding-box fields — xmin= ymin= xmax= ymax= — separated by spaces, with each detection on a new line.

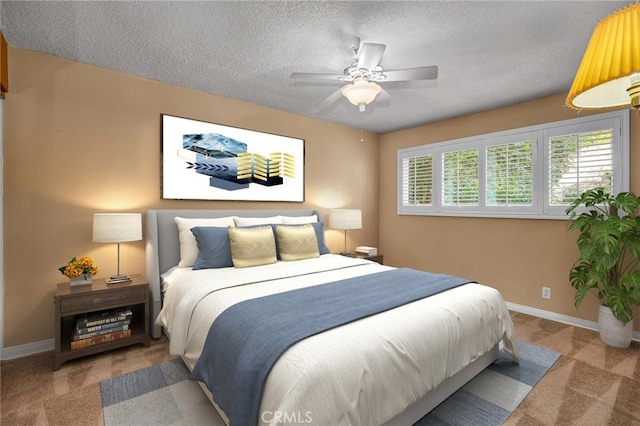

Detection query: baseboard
xmin=506 ymin=302 xmax=640 ymax=342
xmin=1 ymin=338 xmax=54 ymax=361
xmin=1 ymin=304 xmax=638 ymax=360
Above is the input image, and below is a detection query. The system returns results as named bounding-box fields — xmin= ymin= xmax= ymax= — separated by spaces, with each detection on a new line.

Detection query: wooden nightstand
xmin=341 ymin=252 xmax=384 ymax=265
xmin=53 ymin=274 xmax=150 ymax=370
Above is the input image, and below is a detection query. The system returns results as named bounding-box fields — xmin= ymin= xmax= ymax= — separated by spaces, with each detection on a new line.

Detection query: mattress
xmin=156 ymin=254 xmax=518 ymax=425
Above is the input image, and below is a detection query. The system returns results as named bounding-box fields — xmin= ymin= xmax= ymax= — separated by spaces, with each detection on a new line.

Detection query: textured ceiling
xmin=1 ymin=1 xmax=632 ymax=134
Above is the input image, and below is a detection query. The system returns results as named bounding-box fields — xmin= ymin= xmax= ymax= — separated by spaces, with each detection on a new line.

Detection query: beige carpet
xmin=2 ymin=312 xmax=639 ymax=425
xmin=505 ymin=313 xmax=640 ymax=425
xmin=1 ymin=336 xmax=175 ymax=425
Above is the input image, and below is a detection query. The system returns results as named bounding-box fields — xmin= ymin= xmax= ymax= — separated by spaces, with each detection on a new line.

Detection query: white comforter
xmin=156 ymin=254 xmax=518 ymax=426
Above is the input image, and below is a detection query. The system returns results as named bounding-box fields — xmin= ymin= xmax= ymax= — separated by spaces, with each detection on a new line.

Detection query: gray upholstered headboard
xmin=145 ymin=209 xmax=321 ymax=338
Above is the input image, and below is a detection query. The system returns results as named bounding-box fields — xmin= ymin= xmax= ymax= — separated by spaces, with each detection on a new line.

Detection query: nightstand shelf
xmin=54 ymin=274 xmax=150 ymax=370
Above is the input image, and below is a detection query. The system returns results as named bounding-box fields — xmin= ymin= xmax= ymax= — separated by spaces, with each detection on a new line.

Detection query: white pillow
xmin=281 ymin=215 xmax=318 ymax=224
xmin=233 ymin=216 xmax=284 ymax=227
xmin=174 ymin=216 xmax=235 ymax=267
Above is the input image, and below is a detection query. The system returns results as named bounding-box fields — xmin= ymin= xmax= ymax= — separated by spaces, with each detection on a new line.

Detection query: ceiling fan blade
xmin=357 ymin=42 xmax=386 ymax=71
xmin=377 ymin=88 xmax=391 ymax=102
xmin=313 ymin=87 xmax=345 ymax=113
xmin=290 ymin=72 xmax=344 ymax=81
xmin=383 ymin=66 xmax=438 ymax=82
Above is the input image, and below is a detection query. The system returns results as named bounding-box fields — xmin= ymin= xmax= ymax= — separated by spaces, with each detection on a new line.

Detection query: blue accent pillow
xmin=308 ymin=222 xmax=331 ymax=255
xmin=241 ymin=222 xmax=330 ymax=257
xmin=191 ymin=226 xmax=233 ymax=270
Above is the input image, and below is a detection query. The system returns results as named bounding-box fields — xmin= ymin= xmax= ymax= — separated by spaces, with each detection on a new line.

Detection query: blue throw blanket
xmin=190 ymin=267 xmax=472 ymax=425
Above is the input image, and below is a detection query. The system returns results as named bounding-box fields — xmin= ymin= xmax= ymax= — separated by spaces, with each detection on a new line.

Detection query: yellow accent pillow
xmin=276 ymin=224 xmax=320 ymax=261
xmin=228 ymin=225 xmax=277 ymax=268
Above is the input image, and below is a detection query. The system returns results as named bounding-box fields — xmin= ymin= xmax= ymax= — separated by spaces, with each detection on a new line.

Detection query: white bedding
xmin=156 ymin=254 xmax=518 ymax=425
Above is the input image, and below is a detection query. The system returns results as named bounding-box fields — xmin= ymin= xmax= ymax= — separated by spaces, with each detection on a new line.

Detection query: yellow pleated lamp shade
xmin=566 ymin=3 xmax=640 ymax=110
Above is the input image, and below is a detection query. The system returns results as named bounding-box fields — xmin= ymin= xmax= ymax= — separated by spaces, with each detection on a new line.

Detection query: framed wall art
xmin=162 ymin=114 xmax=304 ymax=202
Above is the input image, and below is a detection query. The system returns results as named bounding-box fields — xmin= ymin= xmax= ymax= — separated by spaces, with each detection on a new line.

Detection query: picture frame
xmin=161 ymin=114 xmax=304 ymax=202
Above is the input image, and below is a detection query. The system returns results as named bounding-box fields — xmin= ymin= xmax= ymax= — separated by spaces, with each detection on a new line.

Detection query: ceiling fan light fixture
xmin=341 ymin=77 xmax=382 ymax=111
xmin=566 ymin=3 xmax=640 ymax=111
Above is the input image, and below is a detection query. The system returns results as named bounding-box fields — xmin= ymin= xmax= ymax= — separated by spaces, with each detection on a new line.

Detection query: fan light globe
xmin=341 ymin=77 xmax=382 ymax=111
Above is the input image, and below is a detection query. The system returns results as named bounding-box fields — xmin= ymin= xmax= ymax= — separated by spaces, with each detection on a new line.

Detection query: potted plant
xmin=566 ymin=188 xmax=640 ymax=348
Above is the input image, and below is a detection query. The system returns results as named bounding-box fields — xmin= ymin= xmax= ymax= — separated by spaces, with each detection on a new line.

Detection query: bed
xmin=146 ymin=209 xmax=518 ymax=425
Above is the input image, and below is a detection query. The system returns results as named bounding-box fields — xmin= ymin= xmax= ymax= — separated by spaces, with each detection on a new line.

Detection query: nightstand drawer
xmin=59 ymin=287 xmax=145 ymax=313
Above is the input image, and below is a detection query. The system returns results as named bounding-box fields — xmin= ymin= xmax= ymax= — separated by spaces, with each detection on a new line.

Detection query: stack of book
xmin=106 ymin=276 xmax=132 ymax=285
xmin=356 ymin=246 xmax=378 ymax=256
xmin=71 ymin=307 xmax=133 ymax=350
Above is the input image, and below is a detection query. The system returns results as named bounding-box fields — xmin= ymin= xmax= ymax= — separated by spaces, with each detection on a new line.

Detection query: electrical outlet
xmin=542 ymin=287 xmax=551 ymax=299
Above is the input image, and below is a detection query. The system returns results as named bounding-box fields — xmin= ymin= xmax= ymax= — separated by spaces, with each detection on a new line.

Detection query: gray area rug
xmin=100 ymin=341 xmax=560 ymax=425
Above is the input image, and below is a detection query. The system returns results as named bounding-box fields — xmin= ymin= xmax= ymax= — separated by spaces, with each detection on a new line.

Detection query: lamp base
xmin=106 ymin=274 xmax=132 ymax=284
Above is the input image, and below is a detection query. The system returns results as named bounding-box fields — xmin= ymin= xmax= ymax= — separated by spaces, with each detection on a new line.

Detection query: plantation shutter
xmin=548 ymin=129 xmax=614 ymax=206
xmin=442 ymin=148 xmax=478 ymax=206
xmin=486 ymin=141 xmax=533 ymax=206
xmin=401 ymin=154 xmax=433 ymax=206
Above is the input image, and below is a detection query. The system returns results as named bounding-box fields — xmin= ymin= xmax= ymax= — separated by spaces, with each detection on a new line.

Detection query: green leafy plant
xmin=566 ymin=188 xmax=640 ymax=324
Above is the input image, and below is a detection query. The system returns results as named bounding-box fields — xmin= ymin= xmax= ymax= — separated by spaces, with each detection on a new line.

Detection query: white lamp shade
xmin=93 ymin=213 xmax=142 ymax=243
xmin=329 ymin=209 xmax=362 ymax=230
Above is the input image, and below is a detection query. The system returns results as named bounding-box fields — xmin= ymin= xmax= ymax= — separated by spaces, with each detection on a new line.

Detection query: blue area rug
xmin=416 ymin=341 xmax=561 ymax=425
xmin=100 ymin=341 xmax=560 ymax=426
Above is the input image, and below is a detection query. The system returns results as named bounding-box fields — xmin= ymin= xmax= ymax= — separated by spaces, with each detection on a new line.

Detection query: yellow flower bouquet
xmin=59 ymin=256 xmax=99 ymax=284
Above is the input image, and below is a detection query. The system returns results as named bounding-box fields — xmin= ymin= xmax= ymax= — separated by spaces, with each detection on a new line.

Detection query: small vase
xmin=70 ymin=273 xmax=92 ymax=286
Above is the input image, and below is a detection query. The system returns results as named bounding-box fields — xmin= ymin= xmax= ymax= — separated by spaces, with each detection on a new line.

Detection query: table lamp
xmin=93 ymin=213 xmax=142 ymax=282
xmin=329 ymin=209 xmax=362 ymax=254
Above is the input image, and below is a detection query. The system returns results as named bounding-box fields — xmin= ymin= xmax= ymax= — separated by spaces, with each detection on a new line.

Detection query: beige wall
xmin=379 ymin=94 xmax=640 ymax=331
xmin=3 ymin=47 xmax=380 ymax=347
xmin=6 ymin=46 xmax=639 ymax=349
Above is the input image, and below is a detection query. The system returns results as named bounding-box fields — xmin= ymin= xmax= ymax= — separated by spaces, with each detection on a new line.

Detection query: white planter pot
xmin=69 ymin=273 xmax=93 ymax=286
xmin=598 ymin=305 xmax=632 ymax=348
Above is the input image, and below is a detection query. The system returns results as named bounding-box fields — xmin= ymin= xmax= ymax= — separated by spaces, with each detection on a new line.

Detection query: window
xmin=397 ymin=110 xmax=629 ymax=219
xmin=401 ymin=154 xmax=433 ymax=207
xmin=486 ymin=141 xmax=533 ymax=206
xmin=548 ymin=129 xmax=613 ymax=205
xmin=442 ymin=148 xmax=478 ymax=206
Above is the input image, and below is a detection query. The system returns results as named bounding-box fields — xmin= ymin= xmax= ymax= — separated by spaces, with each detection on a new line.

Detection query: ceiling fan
xmin=290 ymin=41 xmax=438 ymax=112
